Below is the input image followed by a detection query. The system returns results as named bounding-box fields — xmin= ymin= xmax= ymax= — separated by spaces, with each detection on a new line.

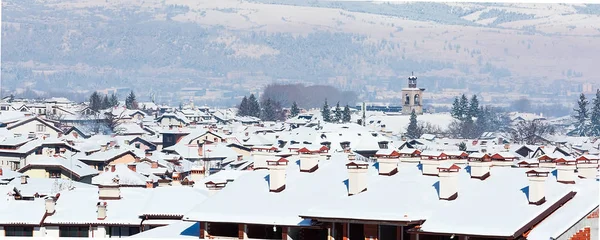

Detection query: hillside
xmin=1 ymin=0 xmax=599 ymax=105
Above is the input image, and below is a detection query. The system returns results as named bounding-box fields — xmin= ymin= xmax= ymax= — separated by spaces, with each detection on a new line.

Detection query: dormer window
xmin=205 ymin=181 xmax=227 ymax=190
xmin=378 ymin=141 xmax=389 ymax=149
xmin=340 ymin=141 xmax=351 ymax=150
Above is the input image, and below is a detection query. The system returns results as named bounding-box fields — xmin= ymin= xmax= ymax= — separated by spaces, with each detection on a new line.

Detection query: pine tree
xmin=237 ymin=96 xmax=248 ymax=116
xmin=406 ymin=109 xmax=422 ymax=139
xmin=101 ymin=95 xmax=110 ymax=110
xmin=572 ymin=93 xmax=589 ymax=136
xmin=109 ymin=93 xmax=119 ymax=107
xmin=261 ymin=98 xmax=276 ymax=121
xmin=334 ymin=102 xmax=342 ymax=123
xmin=459 ymin=94 xmax=469 ymax=120
xmin=458 ymin=142 xmax=467 ymax=151
xmin=89 ymin=92 xmax=102 ymax=111
xmin=474 ymin=106 xmax=487 ymax=137
xmin=342 ymin=105 xmax=352 ymax=123
xmin=247 ymin=94 xmax=260 ymax=118
xmin=591 ymin=89 xmax=600 ymax=136
xmin=468 ymin=95 xmax=480 ymax=118
xmin=451 ymin=97 xmax=461 ymax=119
xmin=321 ymin=99 xmax=331 ymax=122
xmin=125 ymin=91 xmax=138 ymax=110
xmin=290 ymin=101 xmax=300 ymax=118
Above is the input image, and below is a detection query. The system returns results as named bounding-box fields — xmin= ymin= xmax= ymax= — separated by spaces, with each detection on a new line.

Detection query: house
xmin=128 ymin=137 xmax=157 ymax=152
xmin=18 ymin=155 xmax=98 ymax=184
xmin=78 ymin=148 xmax=140 ymax=171
xmin=4 ymin=116 xmax=63 ymax=138
xmin=0 ymin=137 xmax=80 ymax=170
xmin=156 ymin=112 xmax=190 ymax=127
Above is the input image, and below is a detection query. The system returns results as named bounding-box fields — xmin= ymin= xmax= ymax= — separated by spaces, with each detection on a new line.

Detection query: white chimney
xmin=252 ymin=151 xmax=276 ymax=170
xmin=468 ymin=159 xmax=491 ymax=180
xmin=300 ymin=154 xmax=319 ymax=173
xmin=346 ymin=161 xmax=369 ymax=196
xmin=45 ymin=195 xmax=58 ymax=215
xmin=556 ymin=159 xmax=576 ymax=184
xmin=377 ymin=157 xmax=399 ymax=176
xmin=526 ymin=169 xmax=549 ymax=205
xmin=438 ymin=163 xmax=460 ymax=200
xmin=575 ymin=157 xmax=599 ymax=179
xmin=20 ymin=175 xmax=28 ymax=184
xmin=98 ymin=182 xmax=121 ymax=200
xmin=267 ymin=158 xmax=289 ymax=192
xmin=97 ymin=202 xmax=107 ymax=220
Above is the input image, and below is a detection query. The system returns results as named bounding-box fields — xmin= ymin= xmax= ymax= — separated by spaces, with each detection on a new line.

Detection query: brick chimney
xmin=377 ymin=153 xmax=399 ymax=176
xmin=299 ymin=154 xmax=319 ymax=173
xmin=97 ymin=202 xmax=107 ymax=220
xmin=526 ymin=169 xmax=549 ymax=205
xmin=151 ymin=161 xmax=158 ymax=169
xmin=127 ymin=164 xmax=137 ymax=172
xmin=438 ymin=163 xmax=460 ymax=201
xmin=0 ymin=168 xmax=3 ymax=176
xmin=146 ymin=180 xmax=154 ymax=189
xmin=110 ymin=165 xmax=116 ymax=172
xmin=267 ymin=158 xmax=289 ymax=193
xmin=346 ymin=161 xmax=369 ymax=196
xmin=145 ymin=151 xmax=153 ymax=157
xmin=468 ymin=155 xmax=492 ymax=180
xmin=556 ymin=159 xmax=576 ymax=184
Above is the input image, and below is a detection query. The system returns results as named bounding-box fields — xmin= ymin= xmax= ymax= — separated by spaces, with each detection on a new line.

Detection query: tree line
xmin=237 ymin=94 xmax=286 ymax=121
xmin=88 ymin=91 xmax=138 ymax=112
xmin=321 ymin=99 xmax=352 ymax=123
xmin=571 ymin=90 xmax=600 ymax=136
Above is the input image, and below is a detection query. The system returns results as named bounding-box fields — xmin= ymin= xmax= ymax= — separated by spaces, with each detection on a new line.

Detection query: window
xmin=135 ymin=143 xmax=141 ymax=149
xmin=59 ymin=226 xmax=89 ymax=237
xmin=48 ymin=170 xmax=61 ymax=178
xmin=405 ymin=94 xmax=410 ymax=105
xmin=414 ymin=94 xmax=420 ymax=106
xmin=5 ymin=226 xmax=34 ymax=236
xmin=109 ymin=226 xmax=140 ymax=238
xmin=35 ymin=147 xmax=43 ymax=155
xmin=36 ymin=124 xmax=46 ymax=132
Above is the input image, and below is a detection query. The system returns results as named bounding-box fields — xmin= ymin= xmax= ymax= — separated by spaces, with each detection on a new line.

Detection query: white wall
xmin=10 ymin=119 xmax=59 ymax=138
xmin=557 ymin=207 xmax=599 ymax=240
xmin=45 ymin=226 xmax=60 ymax=237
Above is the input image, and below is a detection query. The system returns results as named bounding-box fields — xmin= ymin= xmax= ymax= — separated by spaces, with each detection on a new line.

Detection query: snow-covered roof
xmin=20 ymin=156 xmax=99 ymax=178
xmin=139 ymin=187 xmax=209 ymax=217
xmin=92 ymin=164 xmax=159 ymax=186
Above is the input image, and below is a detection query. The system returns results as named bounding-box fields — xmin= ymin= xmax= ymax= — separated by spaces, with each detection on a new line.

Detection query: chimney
xmin=101 ymin=144 xmax=108 ymax=152
xmin=437 ymin=163 xmax=461 ymax=200
xmin=299 ymin=154 xmax=319 ymax=173
xmin=377 ymin=155 xmax=399 ymax=176
xmin=146 ymin=180 xmax=154 ymax=189
xmin=346 ymin=161 xmax=369 ymax=196
xmin=205 ymin=180 xmax=228 ymax=196
xmin=151 ymin=161 xmax=158 ymax=169
xmin=45 ymin=194 xmax=59 ymax=215
xmin=110 ymin=165 xmax=116 ymax=172
xmin=556 ymin=159 xmax=576 ymax=184
xmin=97 ymin=202 xmax=107 ymax=220
xmin=468 ymin=157 xmax=491 ymax=180
xmin=267 ymin=158 xmax=289 ymax=192
xmin=197 ymin=143 xmax=204 ymax=156
xmin=145 ymin=151 xmax=152 ymax=157
xmin=20 ymin=175 xmax=28 ymax=184
xmin=134 ymin=157 xmax=141 ymax=163
xmin=99 ymin=180 xmax=121 ymax=200
xmin=526 ymin=169 xmax=549 ymax=205
xmin=251 ymin=151 xmax=274 ymax=170
xmin=0 ymin=168 xmax=3 ymax=176
xmin=127 ymin=164 xmax=137 ymax=172
xmin=348 ymin=153 xmax=356 ymax=161
xmin=575 ymin=156 xmax=599 ymax=179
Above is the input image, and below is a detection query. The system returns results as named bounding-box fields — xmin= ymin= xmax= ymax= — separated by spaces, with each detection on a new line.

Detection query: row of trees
xmin=88 ymin=92 xmax=119 ymax=111
xmin=321 ymin=99 xmax=352 ymax=123
xmin=88 ymin=91 xmax=138 ymax=112
xmin=237 ymin=94 xmax=285 ymax=121
xmin=448 ymin=94 xmax=510 ymax=139
xmin=572 ymin=90 xmax=600 ymax=136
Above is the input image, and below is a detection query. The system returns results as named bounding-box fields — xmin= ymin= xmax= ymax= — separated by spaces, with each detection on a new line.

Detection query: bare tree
xmin=510 ymin=119 xmax=555 ymax=145
xmin=104 ymin=109 xmax=127 ymax=134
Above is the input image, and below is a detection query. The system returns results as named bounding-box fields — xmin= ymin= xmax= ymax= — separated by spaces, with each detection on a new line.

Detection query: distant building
xmin=401 ymin=74 xmax=426 ymax=115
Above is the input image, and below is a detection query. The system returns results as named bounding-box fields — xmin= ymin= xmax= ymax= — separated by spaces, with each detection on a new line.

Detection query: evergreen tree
xmin=101 ymin=95 xmax=110 ymax=110
xmin=458 ymin=142 xmax=467 ymax=151
xmin=451 ymin=97 xmax=461 ymax=119
xmin=237 ymin=96 xmax=248 ymax=116
xmin=468 ymin=95 xmax=480 ymax=118
xmin=261 ymin=98 xmax=276 ymax=121
xmin=109 ymin=93 xmax=119 ymax=107
xmin=247 ymin=94 xmax=260 ymax=118
xmin=321 ymin=99 xmax=331 ymax=122
xmin=334 ymin=102 xmax=342 ymax=123
xmin=406 ymin=109 xmax=422 ymax=139
xmin=572 ymin=93 xmax=589 ymax=136
xmin=474 ymin=106 xmax=487 ymax=137
xmin=459 ymin=94 xmax=469 ymax=120
xmin=591 ymin=89 xmax=600 ymax=136
xmin=179 ymin=102 xmax=183 ymax=111
xmin=290 ymin=101 xmax=300 ymax=117
xmin=125 ymin=91 xmax=138 ymax=110
xmin=89 ymin=92 xmax=102 ymax=111
xmin=342 ymin=105 xmax=352 ymax=123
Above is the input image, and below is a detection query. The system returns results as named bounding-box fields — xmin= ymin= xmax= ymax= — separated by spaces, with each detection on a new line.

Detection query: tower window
xmin=414 ymin=94 xmax=420 ymax=106
xmin=405 ymin=94 xmax=410 ymax=105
